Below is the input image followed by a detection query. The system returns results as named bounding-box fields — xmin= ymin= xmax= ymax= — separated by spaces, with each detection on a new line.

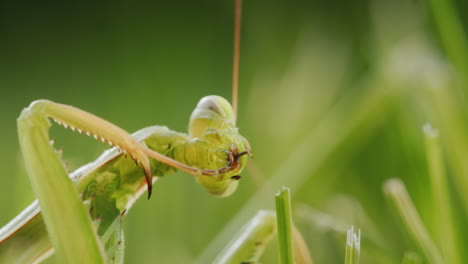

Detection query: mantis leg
xmin=18 ymin=100 xmax=107 ymax=263
xmin=20 ymin=100 xmax=158 ymax=196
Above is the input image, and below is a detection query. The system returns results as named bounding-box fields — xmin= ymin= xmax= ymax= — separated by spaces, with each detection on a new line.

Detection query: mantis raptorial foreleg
xmin=18 ymin=100 xmax=108 ymax=263
xmin=18 ymin=99 xmax=185 ymax=263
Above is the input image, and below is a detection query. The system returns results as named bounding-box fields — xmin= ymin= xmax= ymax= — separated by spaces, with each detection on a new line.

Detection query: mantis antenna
xmin=232 ymin=0 xmax=242 ymax=124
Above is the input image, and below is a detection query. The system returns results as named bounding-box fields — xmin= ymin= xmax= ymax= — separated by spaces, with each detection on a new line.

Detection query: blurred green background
xmin=1 ymin=0 xmax=468 ymax=263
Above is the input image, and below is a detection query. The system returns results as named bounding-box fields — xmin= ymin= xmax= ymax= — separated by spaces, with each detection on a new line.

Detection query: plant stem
xmin=383 ymin=179 xmax=443 ymax=264
xmin=276 ymin=186 xmax=295 ymax=264
xmin=426 ymin=0 xmax=468 ymax=88
xmin=423 ymin=124 xmax=461 ymax=264
xmin=345 ymin=226 xmax=360 ymax=264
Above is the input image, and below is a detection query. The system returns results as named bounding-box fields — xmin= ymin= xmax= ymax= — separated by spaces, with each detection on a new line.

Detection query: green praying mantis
xmin=0 ymin=95 xmax=254 ymax=263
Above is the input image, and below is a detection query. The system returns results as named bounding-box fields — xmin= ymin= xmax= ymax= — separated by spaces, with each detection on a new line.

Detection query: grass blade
xmin=383 ymin=179 xmax=443 ymax=264
xmin=423 ymin=124 xmax=461 ymax=264
xmin=345 ymin=226 xmax=360 ymax=264
xmin=275 ymin=186 xmax=295 ymax=264
xmin=425 ymin=0 xmax=468 ymax=85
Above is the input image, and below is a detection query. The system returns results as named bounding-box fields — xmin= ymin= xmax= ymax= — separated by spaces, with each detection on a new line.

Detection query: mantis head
xmin=188 ymin=96 xmax=252 ymax=197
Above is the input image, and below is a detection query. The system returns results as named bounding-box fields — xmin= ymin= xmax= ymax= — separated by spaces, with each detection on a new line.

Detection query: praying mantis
xmin=0 ymin=94 xmax=252 ymax=263
xmin=0 ymin=1 xmax=290 ymax=263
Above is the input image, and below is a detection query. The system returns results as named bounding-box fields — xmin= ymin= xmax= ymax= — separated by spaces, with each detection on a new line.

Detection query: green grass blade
xmin=424 ymin=86 xmax=468 ymax=214
xmin=275 ymin=186 xmax=295 ymax=264
xmin=383 ymin=179 xmax=443 ymax=264
xmin=17 ymin=104 xmax=105 ymax=264
xmin=345 ymin=226 xmax=360 ymax=264
xmin=423 ymin=124 xmax=461 ymax=264
xmin=426 ymin=0 xmax=468 ymax=85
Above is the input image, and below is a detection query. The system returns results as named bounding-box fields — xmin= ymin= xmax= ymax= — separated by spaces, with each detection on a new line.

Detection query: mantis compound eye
xmin=189 ymin=96 xmax=235 ymax=138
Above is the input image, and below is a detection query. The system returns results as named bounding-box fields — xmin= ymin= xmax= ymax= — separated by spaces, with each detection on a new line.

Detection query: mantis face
xmin=188 ymin=95 xmax=252 ymax=197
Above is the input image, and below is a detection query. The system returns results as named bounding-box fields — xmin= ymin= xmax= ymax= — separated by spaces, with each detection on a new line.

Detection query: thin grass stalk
xmin=345 ymin=226 xmax=360 ymax=264
xmin=425 ymin=0 xmax=468 ymax=87
xmin=423 ymin=124 xmax=461 ymax=264
xmin=383 ymin=179 xmax=443 ymax=264
xmin=276 ymin=186 xmax=295 ymax=264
